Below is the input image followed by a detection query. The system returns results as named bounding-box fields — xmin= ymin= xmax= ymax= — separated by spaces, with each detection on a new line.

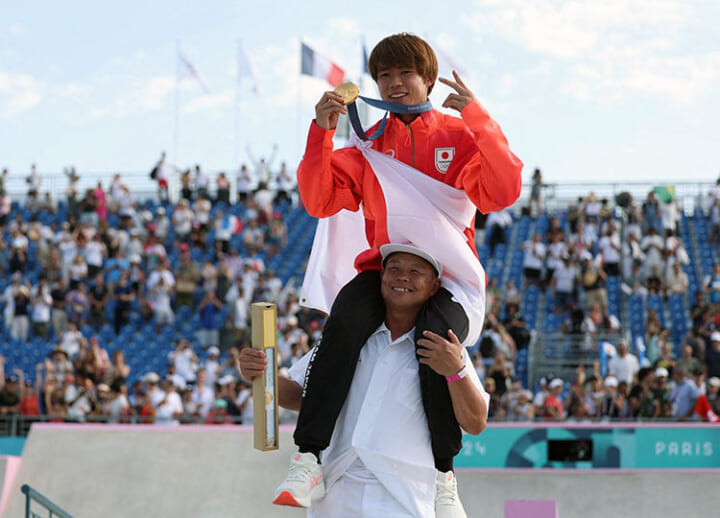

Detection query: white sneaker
xmin=436 ymin=470 xmax=467 ymax=518
xmin=273 ymin=452 xmax=326 ymax=508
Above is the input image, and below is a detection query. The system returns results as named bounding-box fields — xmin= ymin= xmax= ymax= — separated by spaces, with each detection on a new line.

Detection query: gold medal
xmin=334 ymin=82 xmax=359 ymax=105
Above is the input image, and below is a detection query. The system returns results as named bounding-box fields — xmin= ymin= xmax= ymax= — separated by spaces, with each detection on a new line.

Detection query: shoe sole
xmin=273 ymin=491 xmax=306 ymax=508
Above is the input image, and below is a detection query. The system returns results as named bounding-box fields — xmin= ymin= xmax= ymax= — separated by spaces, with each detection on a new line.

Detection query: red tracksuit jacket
xmin=297 ymin=101 xmax=523 ymax=272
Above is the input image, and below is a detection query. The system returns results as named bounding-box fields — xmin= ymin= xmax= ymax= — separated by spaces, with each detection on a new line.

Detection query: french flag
xmin=301 ymin=42 xmax=345 ymax=87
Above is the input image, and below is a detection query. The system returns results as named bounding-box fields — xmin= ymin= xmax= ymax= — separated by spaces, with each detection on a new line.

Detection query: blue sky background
xmin=1 ymin=0 xmax=718 ymax=184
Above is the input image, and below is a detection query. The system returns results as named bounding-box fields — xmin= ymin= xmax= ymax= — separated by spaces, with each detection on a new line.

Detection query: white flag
xmin=237 ymin=42 xmax=260 ymax=95
xmin=178 ymin=52 xmax=210 ymax=94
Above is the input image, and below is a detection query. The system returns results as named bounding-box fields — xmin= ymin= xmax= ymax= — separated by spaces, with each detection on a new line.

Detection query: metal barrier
xmin=528 ymin=330 xmax=628 ymax=388
xmin=21 ymin=485 xmax=74 ymax=518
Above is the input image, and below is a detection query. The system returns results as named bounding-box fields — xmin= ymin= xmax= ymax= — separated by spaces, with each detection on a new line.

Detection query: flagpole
xmin=234 ymin=39 xmax=241 ymax=201
xmin=173 ymin=39 xmax=181 ymax=194
xmin=296 ymin=38 xmax=303 ymax=164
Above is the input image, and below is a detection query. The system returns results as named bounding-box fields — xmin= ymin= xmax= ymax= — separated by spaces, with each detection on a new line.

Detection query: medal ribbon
xmin=347 ymin=96 xmax=433 ymax=141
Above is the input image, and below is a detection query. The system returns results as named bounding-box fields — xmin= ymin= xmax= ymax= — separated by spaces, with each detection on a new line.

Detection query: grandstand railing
xmin=0 ymin=409 xmax=693 ymax=437
xmin=512 ymin=180 xmax=714 ymax=214
xmin=21 ymin=484 xmax=74 ymax=518
xmin=2 ymin=172 xmax=714 ymax=213
xmin=528 ymin=330 xmax=629 ymax=388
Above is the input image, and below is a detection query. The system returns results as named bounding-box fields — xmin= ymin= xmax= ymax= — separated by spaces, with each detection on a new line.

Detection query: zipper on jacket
xmin=406 ymin=123 xmax=415 ymax=167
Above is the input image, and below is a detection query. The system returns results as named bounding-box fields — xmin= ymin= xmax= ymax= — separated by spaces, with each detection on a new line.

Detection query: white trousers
xmin=308 ymin=475 xmax=417 ymax=518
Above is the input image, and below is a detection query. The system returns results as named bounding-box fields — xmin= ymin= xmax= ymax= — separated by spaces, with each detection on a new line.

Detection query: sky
xmin=1 ymin=0 xmax=719 ymax=185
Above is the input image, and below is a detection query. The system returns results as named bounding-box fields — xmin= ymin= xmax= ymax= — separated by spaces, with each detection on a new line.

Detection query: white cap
xmin=711 ymin=331 xmax=720 ymax=342
xmin=380 ymin=243 xmax=442 ymax=275
xmin=207 ymin=346 xmax=220 ymax=356
xmin=654 ymin=367 xmax=669 ymax=378
xmin=549 ymin=378 xmax=564 ymax=389
xmin=218 ymin=375 xmax=235 ymax=386
xmin=142 ymin=372 xmax=160 ymax=384
xmin=604 ymin=376 xmax=618 ymax=388
xmin=707 ymin=377 xmax=720 ymax=388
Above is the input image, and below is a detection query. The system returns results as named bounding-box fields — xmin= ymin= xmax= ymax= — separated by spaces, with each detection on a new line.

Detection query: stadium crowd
xmin=0 ymin=163 xmax=719 ymax=426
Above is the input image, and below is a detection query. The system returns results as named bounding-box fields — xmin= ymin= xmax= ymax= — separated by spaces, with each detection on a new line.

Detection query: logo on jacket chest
xmin=435 ymin=148 xmax=455 ymax=173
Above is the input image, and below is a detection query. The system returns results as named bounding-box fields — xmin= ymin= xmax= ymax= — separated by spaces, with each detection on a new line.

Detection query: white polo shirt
xmin=290 ymin=324 xmax=487 ymax=517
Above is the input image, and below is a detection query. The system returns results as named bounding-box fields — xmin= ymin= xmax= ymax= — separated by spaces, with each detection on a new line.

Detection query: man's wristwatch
xmin=446 ymin=366 xmax=468 ymax=383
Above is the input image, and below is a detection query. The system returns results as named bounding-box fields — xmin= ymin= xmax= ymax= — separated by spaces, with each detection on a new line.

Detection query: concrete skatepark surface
xmin=2 ymin=424 xmax=718 ymax=517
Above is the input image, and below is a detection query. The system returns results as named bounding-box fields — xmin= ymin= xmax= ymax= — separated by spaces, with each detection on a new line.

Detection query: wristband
xmin=446 ymin=366 xmax=468 ymax=383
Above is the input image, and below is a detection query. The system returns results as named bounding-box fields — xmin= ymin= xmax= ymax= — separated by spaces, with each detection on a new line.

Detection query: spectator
xmin=584 ymin=373 xmax=605 ymax=418
xmin=197 ymin=291 xmax=223 ymax=349
xmin=26 ymin=163 xmax=41 ymax=201
xmin=677 ymin=345 xmax=702 ymax=378
xmin=171 ymin=200 xmax=194 ymax=244
xmin=11 ymin=286 xmax=30 ymax=342
xmin=88 ymin=272 xmax=109 ymax=330
xmin=502 ymin=303 xmax=528 ymax=353
xmin=246 ymin=143 xmax=278 ymax=192
xmin=580 ymin=257 xmax=608 ymax=312
xmin=550 ymin=253 xmax=577 ymax=313
xmin=203 ymin=346 xmax=222 ymax=388
xmin=520 ymin=233 xmax=546 ymax=287
xmin=545 ymin=231 xmax=567 ymax=286
xmin=652 ymin=339 xmax=677 ymax=378
xmin=597 ymin=222 xmax=621 ymax=276
xmin=66 ymin=281 xmax=90 ymax=327
xmin=113 ymin=270 xmax=135 ymax=334
xmin=640 ymin=227 xmax=664 ymax=278
xmin=106 ymin=381 xmax=130 ymax=423
xmin=598 ymin=376 xmax=620 ymax=418
xmin=532 ymin=377 xmax=549 ymax=416
xmin=665 ymin=261 xmax=688 ymax=295
xmin=150 ymin=276 xmax=174 ymax=332
xmin=235 ymin=164 xmax=254 ymax=202
xmin=607 ymin=340 xmax=639 ymax=385
xmin=200 ymin=259 xmax=218 ymax=294
xmin=266 ymin=212 xmax=287 ymax=259
xmin=274 ymin=162 xmax=295 ymax=204
xmin=150 ymin=152 xmax=171 ymax=202
xmin=227 ymin=286 xmax=249 ymax=345
xmin=107 ymin=350 xmax=130 ymax=385
xmin=194 ymin=165 xmax=210 ymax=201
xmin=174 ymin=251 xmax=200 ymax=308
xmin=706 ymin=377 xmax=720 ymax=416
xmin=143 ymin=371 xmax=165 ymax=411
xmin=528 ymin=168 xmax=543 ymax=217
xmin=20 ymin=371 xmax=42 ymax=417
xmin=214 ymin=209 xmax=239 ymax=255
xmin=0 ymin=357 xmax=21 ymax=416
xmin=191 ymin=368 xmax=214 ymax=418
xmin=215 ymin=171 xmax=231 ymax=206
xmin=180 ymin=169 xmax=194 ymax=202
xmin=68 ymin=253 xmax=88 ymax=290
xmin=704 ymin=332 xmax=720 ymax=379
xmin=242 ymin=218 xmax=264 ymax=251
xmin=484 ymin=377 xmax=503 ymax=419
xmin=641 ymin=191 xmax=660 ymax=233
xmin=543 ymin=378 xmax=565 ymax=420
xmin=64 ymin=374 xmax=96 ymax=422
xmin=503 ymin=279 xmax=520 ymax=307
xmin=486 ymin=352 xmax=512 ymax=398
xmin=172 ymin=339 xmax=198 ymax=385
xmin=669 ymin=366 xmax=700 ymax=421
xmin=155 ymin=378 xmax=183 ymax=426
xmin=703 ymin=263 xmax=720 ymax=306
xmin=193 ymin=196 xmax=212 ymax=232
xmin=80 ymin=188 xmax=99 ymax=227
xmin=682 ymin=326 xmax=706 ymax=363
xmin=205 ymin=398 xmax=234 ymax=425
xmin=709 ymin=196 xmax=720 ymax=244
xmin=485 ymin=209 xmax=511 ymax=256
xmin=30 ymin=275 xmax=53 ymax=339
